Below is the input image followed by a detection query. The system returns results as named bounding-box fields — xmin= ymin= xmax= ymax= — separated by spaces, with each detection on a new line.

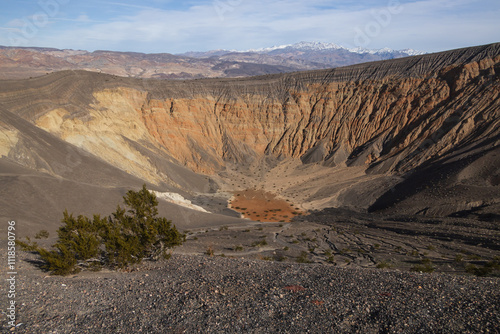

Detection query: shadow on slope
xmin=0 ymin=106 xmax=247 ymax=237
xmin=368 ymin=137 xmax=500 ymax=218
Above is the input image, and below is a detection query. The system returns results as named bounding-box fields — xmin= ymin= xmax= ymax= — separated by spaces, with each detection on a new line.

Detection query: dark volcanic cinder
xmin=2 ymin=252 xmax=499 ymax=333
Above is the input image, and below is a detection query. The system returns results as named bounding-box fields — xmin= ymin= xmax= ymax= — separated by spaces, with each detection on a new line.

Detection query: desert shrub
xmin=466 ymin=259 xmax=500 ymax=277
xmin=15 ymin=237 xmax=39 ymax=252
xmin=376 ymin=261 xmax=393 ymax=269
xmin=296 ymin=251 xmax=311 ymax=263
xmin=57 ymin=212 xmax=101 ymax=261
xmin=37 ymin=244 xmax=78 ymax=276
xmin=34 ymin=230 xmax=49 ymax=239
xmin=251 ymin=239 xmax=268 ymax=247
xmin=411 ymin=258 xmax=435 ymax=273
xmin=19 ymin=185 xmax=184 ymax=275
xmin=205 ymin=246 xmax=214 ymax=256
xmin=409 ymin=250 xmax=420 ymax=257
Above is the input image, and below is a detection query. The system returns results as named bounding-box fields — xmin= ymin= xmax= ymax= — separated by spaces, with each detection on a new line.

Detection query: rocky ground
xmin=2 ymin=206 xmax=500 ymax=333
xmin=178 ymin=208 xmax=500 ymax=276
xmin=1 ymin=250 xmax=499 ymax=333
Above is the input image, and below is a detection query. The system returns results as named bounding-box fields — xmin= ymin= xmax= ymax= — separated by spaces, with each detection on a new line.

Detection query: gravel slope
xmin=1 ymin=251 xmax=499 ymax=333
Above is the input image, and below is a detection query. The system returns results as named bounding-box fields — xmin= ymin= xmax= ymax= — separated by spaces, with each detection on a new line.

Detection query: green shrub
xmin=16 ymin=237 xmax=39 ymax=252
xmin=376 ymin=261 xmax=393 ymax=269
xmin=296 ymin=251 xmax=311 ymax=263
xmin=411 ymin=258 xmax=435 ymax=273
xmin=19 ymin=185 xmax=184 ymax=275
xmin=251 ymin=239 xmax=268 ymax=247
xmin=38 ymin=244 xmax=78 ymax=276
xmin=466 ymin=260 xmax=500 ymax=277
xmin=205 ymin=246 xmax=214 ymax=256
xmin=34 ymin=230 xmax=49 ymax=239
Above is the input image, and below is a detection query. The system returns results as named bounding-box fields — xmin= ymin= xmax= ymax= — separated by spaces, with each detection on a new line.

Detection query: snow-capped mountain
xmin=1 ymin=42 xmax=427 ymax=81
xmin=249 ymin=41 xmax=345 ymax=53
xmin=180 ymin=41 xmax=427 ymax=70
xmin=248 ymin=41 xmax=426 ymax=56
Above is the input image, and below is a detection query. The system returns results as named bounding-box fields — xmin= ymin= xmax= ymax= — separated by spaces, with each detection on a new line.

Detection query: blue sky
xmin=0 ymin=0 xmax=499 ymax=53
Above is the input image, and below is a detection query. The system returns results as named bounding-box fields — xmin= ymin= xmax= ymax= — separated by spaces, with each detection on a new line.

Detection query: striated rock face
xmin=0 ymin=43 xmax=499 ymax=215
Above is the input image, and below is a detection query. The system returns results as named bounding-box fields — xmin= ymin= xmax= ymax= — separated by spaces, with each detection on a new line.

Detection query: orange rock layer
xmin=0 ymin=45 xmax=498 ymax=185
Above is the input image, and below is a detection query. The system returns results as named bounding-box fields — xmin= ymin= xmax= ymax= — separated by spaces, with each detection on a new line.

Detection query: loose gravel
xmin=1 ymin=252 xmax=499 ymax=333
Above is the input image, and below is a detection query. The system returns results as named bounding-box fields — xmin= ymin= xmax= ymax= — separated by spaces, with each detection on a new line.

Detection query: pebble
xmin=4 ymin=252 xmax=499 ymax=333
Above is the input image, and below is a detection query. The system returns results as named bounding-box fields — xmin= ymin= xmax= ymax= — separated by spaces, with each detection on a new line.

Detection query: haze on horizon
xmin=0 ymin=0 xmax=499 ymax=55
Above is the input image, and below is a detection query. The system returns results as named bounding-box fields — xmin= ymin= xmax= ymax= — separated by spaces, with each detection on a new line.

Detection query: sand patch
xmin=153 ymin=191 xmax=209 ymax=213
xmin=229 ymin=189 xmax=304 ymax=222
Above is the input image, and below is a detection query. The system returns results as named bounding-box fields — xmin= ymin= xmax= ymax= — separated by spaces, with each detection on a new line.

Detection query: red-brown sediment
xmin=229 ymin=189 xmax=304 ymax=223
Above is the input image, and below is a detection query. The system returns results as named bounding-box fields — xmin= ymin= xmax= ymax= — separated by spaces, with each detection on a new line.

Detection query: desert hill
xmin=0 ymin=42 xmax=423 ymax=80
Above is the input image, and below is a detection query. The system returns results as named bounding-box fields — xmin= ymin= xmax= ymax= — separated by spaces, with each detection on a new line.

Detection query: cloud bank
xmin=0 ymin=0 xmax=498 ymax=53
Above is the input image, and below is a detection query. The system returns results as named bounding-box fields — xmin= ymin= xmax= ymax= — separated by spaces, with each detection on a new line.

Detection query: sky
xmin=0 ymin=0 xmax=499 ymax=54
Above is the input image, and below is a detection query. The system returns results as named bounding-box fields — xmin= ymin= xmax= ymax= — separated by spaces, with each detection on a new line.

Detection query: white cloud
xmin=6 ymin=19 xmax=27 ymax=28
xmin=1 ymin=0 xmax=498 ymax=53
xmin=75 ymin=14 xmax=91 ymax=22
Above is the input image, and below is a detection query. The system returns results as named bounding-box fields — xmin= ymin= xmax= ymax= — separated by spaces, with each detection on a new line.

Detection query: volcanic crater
xmin=0 ymin=43 xmax=499 ymax=332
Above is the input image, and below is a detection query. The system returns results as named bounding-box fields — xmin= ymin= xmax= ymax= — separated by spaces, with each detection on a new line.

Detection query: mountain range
xmin=0 ymin=42 xmax=425 ymax=80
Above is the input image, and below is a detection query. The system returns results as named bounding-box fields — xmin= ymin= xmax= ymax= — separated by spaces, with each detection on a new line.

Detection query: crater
xmin=229 ymin=189 xmax=304 ymax=222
